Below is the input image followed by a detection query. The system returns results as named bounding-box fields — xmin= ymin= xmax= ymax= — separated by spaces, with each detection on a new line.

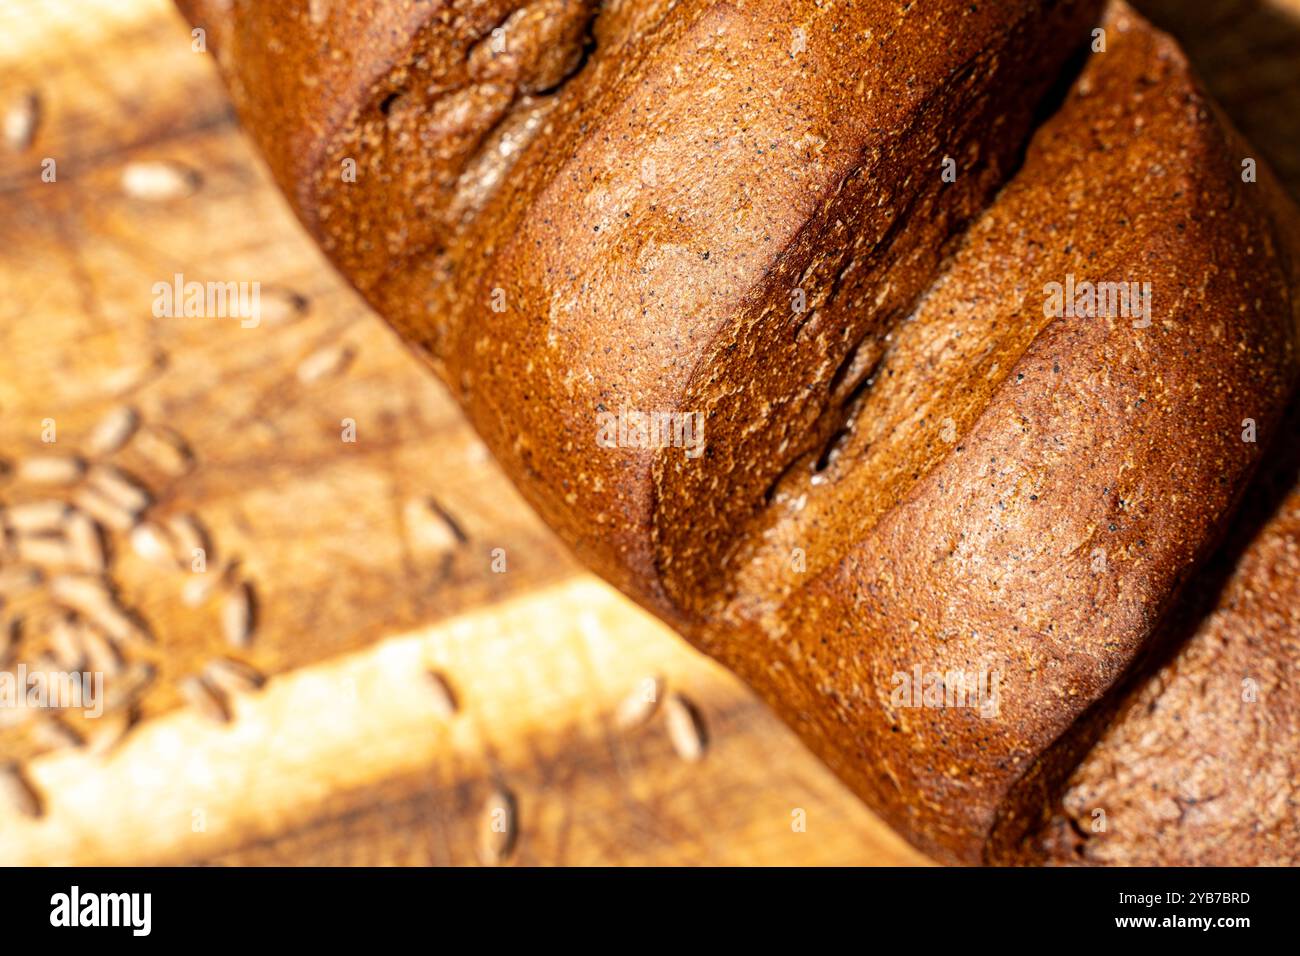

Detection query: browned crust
xmin=1009 ymin=398 xmax=1300 ymax=866
xmin=181 ymin=0 xmax=1300 ymax=864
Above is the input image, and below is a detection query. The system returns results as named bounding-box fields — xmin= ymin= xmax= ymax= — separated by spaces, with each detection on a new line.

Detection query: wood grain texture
xmin=0 ymin=0 xmax=576 ymax=763
xmin=1 ymin=579 xmax=924 ymax=865
xmin=0 ymin=0 xmax=923 ymax=865
xmin=1 ymin=0 xmax=1297 ymax=867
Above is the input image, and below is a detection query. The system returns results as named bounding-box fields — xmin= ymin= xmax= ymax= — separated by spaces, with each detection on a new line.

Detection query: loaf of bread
xmin=1010 ymin=399 xmax=1300 ymax=865
xmin=179 ymin=0 xmax=1300 ymax=864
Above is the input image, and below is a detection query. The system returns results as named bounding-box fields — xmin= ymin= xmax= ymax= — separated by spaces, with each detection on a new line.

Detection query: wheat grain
xmin=48 ymin=614 xmax=86 ymax=670
xmin=135 ymin=425 xmax=194 ymax=476
xmin=63 ymin=510 xmax=106 ymax=573
xmin=425 ymin=670 xmax=458 ymax=718
xmin=203 ymin=656 xmax=266 ymax=694
xmin=3 ymin=90 xmax=40 ymax=151
xmin=86 ymin=405 xmax=140 ymax=456
xmin=32 ymin=717 xmax=84 ymax=751
xmin=14 ymin=534 xmax=71 ymax=568
xmin=663 ymin=692 xmax=708 ymax=762
xmin=102 ymin=349 xmax=168 ymax=394
xmin=403 ymin=497 xmax=468 ymax=552
xmin=0 ymin=614 xmax=21 ymax=667
xmin=478 ymin=785 xmax=518 ymax=865
xmin=258 ymin=287 xmax=309 ymax=327
xmin=85 ymin=708 xmax=137 ymax=756
xmin=129 ymin=521 xmax=176 ymax=567
xmin=49 ymin=573 xmax=113 ymax=614
xmin=121 ymin=159 xmax=200 ymax=200
xmin=103 ymin=661 xmax=156 ymax=713
xmin=87 ymin=464 xmax=152 ymax=513
xmin=13 ymin=455 xmax=85 ymax=486
xmin=179 ymin=674 xmax=232 ymax=723
xmin=73 ymin=484 xmax=139 ymax=532
xmin=615 ymin=675 xmax=665 ymax=731
xmin=181 ymin=556 xmax=240 ymax=606
xmin=165 ymin=513 xmax=209 ymax=569
xmin=296 ymin=343 xmax=355 ymax=383
xmin=49 ymin=574 xmax=149 ymax=647
xmin=77 ymin=621 xmax=123 ymax=677
xmin=4 ymin=500 xmax=71 ymax=534
xmin=0 ymin=567 xmax=42 ymax=596
xmin=221 ymin=580 xmax=255 ymax=647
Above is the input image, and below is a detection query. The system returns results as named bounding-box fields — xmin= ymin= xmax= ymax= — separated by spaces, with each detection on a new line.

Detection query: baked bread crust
xmin=1012 ymin=402 xmax=1300 ymax=865
xmin=734 ymin=5 xmax=1300 ymax=862
xmin=180 ymin=0 xmax=1300 ymax=864
xmin=179 ymin=0 xmax=1108 ymax=618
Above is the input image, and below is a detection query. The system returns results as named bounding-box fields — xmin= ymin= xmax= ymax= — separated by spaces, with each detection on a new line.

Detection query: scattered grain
xmin=129 ymin=520 xmax=175 ymax=567
xmin=181 ymin=556 xmax=238 ymax=606
xmin=13 ymin=534 xmax=71 ymax=568
xmin=86 ymin=405 xmax=140 ymax=456
xmin=203 ymin=656 xmax=266 ymax=694
xmin=3 ymin=90 xmax=40 ymax=151
xmin=478 ymin=785 xmax=518 ymax=865
xmin=13 ymin=455 xmax=85 ymax=486
xmin=0 ymin=614 xmax=20 ymax=666
xmin=221 ymin=580 xmax=255 ymax=648
xmin=47 ymin=614 xmax=86 ymax=670
xmin=73 ymin=484 xmax=139 ymax=532
xmin=404 ymin=497 xmax=468 ymax=552
xmin=49 ymin=573 xmax=112 ymax=612
xmin=64 ymin=510 xmax=106 ymax=573
xmin=0 ymin=567 xmax=42 ymax=596
xmin=50 ymin=574 xmax=149 ymax=647
xmin=179 ymin=674 xmax=232 ymax=723
xmin=182 ymin=571 xmax=218 ymax=606
xmin=120 ymin=159 xmax=200 ymax=200
xmin=663 ymin=692 xmax=708 ymax=762
xmin=86 ymin=463 xmax=152 ymax=513
xmin=615 ymin=675 xmax=665 ymax=730
xmin=103 ymin=661 xmax=156 ymax=712
xmin=32 ymin=717 xmax=84 ymax=751
xmin=4 ymin=500 xmax=70 ymax=534
xmin=85 ymin=707 xmax=137 ymax=756
xmin=258 ymin=287 xmax=310 ymax=327
xmin=102 ymin=349 xmax=168 ymax=394
xmin=77 ymin=621 xmax=123 ymax=677
xmin=296 ymin=342 xmax=356 ymax=383
xmin=425 ymin=670 xmax=458 ymax=718
xmin=135 ymin=425 xmax=193 ymax=476
xmin=165 ymin=513 xmax=209 ymax=568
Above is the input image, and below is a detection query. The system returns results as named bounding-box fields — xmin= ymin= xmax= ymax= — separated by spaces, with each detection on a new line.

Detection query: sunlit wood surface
xmin=2 ymin=0 xmax=1297 ymax=866
xmin=0 ymin=0 xmax=924 ymax=866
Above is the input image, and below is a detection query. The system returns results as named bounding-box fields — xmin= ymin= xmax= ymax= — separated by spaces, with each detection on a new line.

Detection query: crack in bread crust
xmin=651 ymin=7 xmax=1097 ymax=619
xmin=183 ymin=0 xmax=1300 ymax=864
xmin=709 ymin=2 xmax=1299 ymax=863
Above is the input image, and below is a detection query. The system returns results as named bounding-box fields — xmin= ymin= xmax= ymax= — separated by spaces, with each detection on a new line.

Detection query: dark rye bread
xmin=179 ymin=0 xmax=1300 ymax=864
xmin=180 ymin=0 xmax=1106 ymax=615
xmin=179 ymin=0 xmax=607 ymax=289
xmin=705 ymin=2 xmax=1300 ymax=862
xmin=1009 ymin=403 xmax=1300 ymax=866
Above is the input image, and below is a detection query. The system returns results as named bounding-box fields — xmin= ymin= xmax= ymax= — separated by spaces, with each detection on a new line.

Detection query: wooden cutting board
xmin=0 ymin=0 xmax=924 ymax=866
xmin=1 ymin=0 xmax=1297 ymax=866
